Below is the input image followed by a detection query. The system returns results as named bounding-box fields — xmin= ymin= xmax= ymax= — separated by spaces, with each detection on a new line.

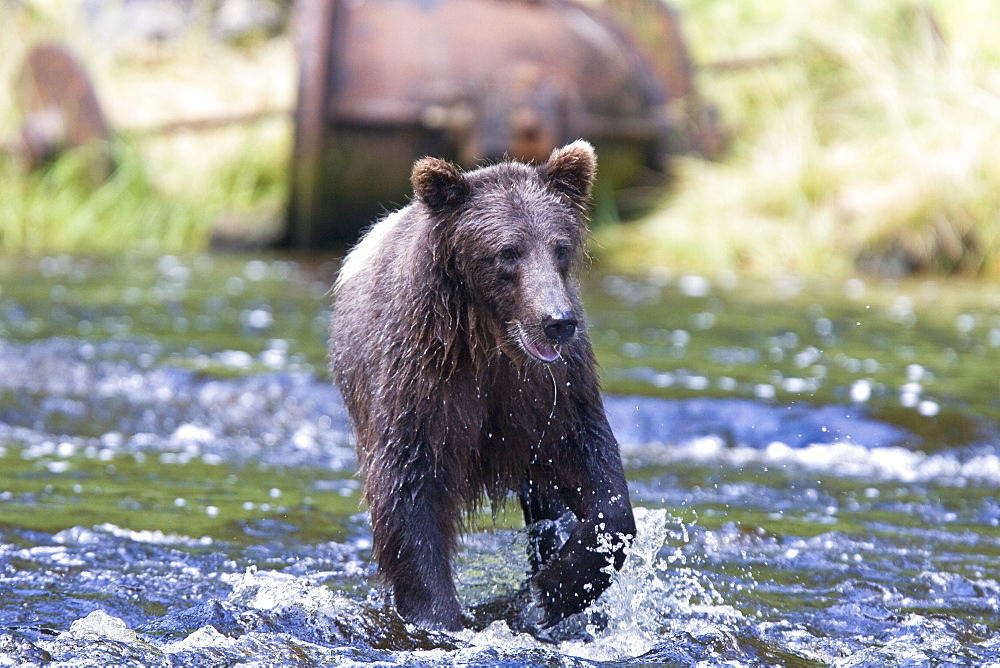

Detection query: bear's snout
xmin=542 ymin=312 xmax=577 ymax=343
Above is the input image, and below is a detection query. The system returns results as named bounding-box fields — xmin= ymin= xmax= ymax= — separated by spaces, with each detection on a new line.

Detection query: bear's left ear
xmin=411 ymin=157 xmax=471 ymax=212
xmin=538 ymin=140 xmax=597 ymax=211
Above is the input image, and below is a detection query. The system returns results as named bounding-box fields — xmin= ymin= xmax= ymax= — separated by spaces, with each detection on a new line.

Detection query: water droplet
xmin=244 ymin=260 xmax=269 ymax=282
xmin=850 ymin=379 xmax=872 ymax=403
xmin=815 ymin=317 xmax=834 ymax=337
xmin=754 ymin=384 xmax=775 ymax=400
xmin=678 ymin=275 xmax=711 ymax=297
xmin=918 ymin=400 xmax=940 ymax=417
xmin=955 ymin=313 xmax=976 ymax=334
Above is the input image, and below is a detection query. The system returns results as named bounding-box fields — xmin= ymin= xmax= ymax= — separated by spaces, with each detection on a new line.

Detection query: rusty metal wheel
xmin=14 ymin=42 xmax=113 ymax=181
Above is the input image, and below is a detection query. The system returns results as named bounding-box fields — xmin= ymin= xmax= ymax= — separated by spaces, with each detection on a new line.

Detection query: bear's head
xmin=411 ymin=141 xmax=597 ymax=364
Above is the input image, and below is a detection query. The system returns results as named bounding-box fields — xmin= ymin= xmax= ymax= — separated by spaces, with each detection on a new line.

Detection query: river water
xmin=1 ymin=254 xmax=998 ymax=666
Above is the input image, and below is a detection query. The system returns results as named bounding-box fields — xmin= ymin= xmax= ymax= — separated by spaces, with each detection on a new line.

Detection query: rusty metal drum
xmin=13 ymin=42 xmax=113 ymax=182
xmin=285 ymin=0 xmax=687 ymax=247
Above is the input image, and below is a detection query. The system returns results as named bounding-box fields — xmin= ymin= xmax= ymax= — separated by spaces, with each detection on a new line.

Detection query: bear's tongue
xmin=519 ymin=330 xmax=561 ymax=363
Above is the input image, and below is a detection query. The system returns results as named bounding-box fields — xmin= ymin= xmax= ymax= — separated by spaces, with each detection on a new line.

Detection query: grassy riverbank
xmin=595 ymin=0 xmax=1000 ymax=278
xmin=0 ymin=0 xmax=293 ymax=253
xmin=3 ymin=1 xmax=999 ymax=277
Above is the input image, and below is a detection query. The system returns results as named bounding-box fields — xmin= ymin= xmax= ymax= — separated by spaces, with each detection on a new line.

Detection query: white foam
xmin=227 ymin=566 xmax=355 ymax=617
xmin=59 ymin=610 xmax=138 ymax=643
xmin=622 ymin=437 xmax=1000 ymax=486
xmin=163 ymin=625 xmax=238 ymax=653
xmin=54 ymin=523 xmax=214 ymax=547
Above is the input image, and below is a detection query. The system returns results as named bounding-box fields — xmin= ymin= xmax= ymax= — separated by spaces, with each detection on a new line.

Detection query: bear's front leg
xmin=530 ymin=498 xmax=633 ymax=627
xmin=529 ymin=423 xmax=636 ymax=628
xmin=518 ymin=481 xmax=575 ymax=573
xmin=368 ymin=471 xmax=463 ymax=631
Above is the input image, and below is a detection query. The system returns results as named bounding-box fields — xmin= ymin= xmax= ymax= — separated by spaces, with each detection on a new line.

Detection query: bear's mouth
xmin=517 ymin=326 xmax=561 ymax=363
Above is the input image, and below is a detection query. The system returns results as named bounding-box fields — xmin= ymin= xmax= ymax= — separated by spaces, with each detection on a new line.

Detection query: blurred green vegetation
xmin=0 ymin=135 xmax=287 ymax=254
xmin=595 ymin=0 xmax=1000 ymax=277
xmin=0 ymin=0 xmax=292 ymax=254
xmin=3 ymin=1 xmax=1000 ymax=277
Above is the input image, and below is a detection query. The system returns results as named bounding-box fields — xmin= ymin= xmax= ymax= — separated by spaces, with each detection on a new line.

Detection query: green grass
xmin=0 ymin=0 xmax=292 ymax=255
xmin=0 ymin=127 xmax=289 ymax=254
xmin=4 ymin=1 xmax=1000 ymax=275
xmin=1 ymin=142 xmax=198 ymax=253
xmin=594 ymin=0 xmax=1000 ymax=277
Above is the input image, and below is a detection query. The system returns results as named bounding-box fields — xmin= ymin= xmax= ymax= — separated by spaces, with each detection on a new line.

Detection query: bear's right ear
xmin=538 ymin=140 xmax=597 ymax=211
xmin=411 ymin=157 xmax=471 ymax=211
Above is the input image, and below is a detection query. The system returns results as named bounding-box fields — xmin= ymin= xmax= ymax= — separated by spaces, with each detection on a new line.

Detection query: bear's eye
xmin=497 ymin=247 xmax=520 ymax=264
xmin=554 ymin=242 xmax=572 ymax=266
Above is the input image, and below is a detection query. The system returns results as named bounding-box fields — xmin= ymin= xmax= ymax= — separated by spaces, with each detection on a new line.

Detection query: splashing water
xmin=528 ymin=507 xmax=742 ymax=663
xmin=453 ymin=507 xmax=717 ymax=661
xmin=588 ymin=509 xmax=735 ymax=659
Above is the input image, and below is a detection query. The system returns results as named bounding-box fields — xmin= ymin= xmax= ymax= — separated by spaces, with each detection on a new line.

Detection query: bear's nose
xmin=543 ymin=312 xmax=578 ymax=343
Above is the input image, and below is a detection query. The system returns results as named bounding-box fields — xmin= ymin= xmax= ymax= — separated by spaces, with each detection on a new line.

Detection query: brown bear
xmin=329 ymin=140 xmax=635 ymax=632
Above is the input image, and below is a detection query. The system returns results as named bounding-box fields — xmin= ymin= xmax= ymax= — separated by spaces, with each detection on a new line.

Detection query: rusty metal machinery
xmin=9 ymin=0 xmax=714 ymax=250
xmin=12 ymin=42 xmax=114 ymax=182
xmin=285 ymin=0 xmax=704 ymax=248
xmin=9 ymin=42 xmax=285 ymax=181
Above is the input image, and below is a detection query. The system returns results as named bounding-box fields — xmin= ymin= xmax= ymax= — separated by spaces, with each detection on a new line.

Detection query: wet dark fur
xmin=329 ymin=141 xmax=635 ymax=631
